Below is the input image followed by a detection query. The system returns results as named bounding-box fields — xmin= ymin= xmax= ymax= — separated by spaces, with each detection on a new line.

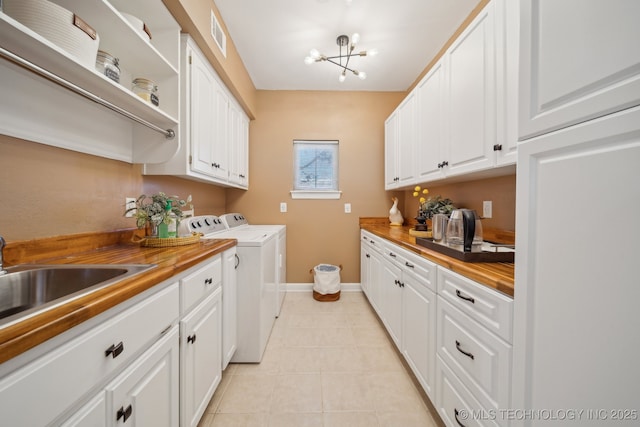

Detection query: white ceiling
xmin=213 ymin=0 xmax=480 ymax=92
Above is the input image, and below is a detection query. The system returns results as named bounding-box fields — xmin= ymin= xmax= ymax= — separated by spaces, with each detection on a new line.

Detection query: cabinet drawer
xmin=180 ymin=255 xmax=222 ymax=314
xmin=435 ymin=355 xmax=499 ymax=427
xmin=361 ymin=230 xmax=384 ymax=254
xmin=0 ymin=282 xmax=179 ymax=426
xmin=401 ymin=246 xmax=437 ymax=293
xmin=437 ymin=297 xmax=511 ymax=413
xmin=384 ymin=242 xmax=437 ymax=293
xmin=438 ymin=268 xmax=513 ymax=342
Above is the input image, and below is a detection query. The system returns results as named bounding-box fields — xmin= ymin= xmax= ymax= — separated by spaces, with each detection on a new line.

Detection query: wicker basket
xmin=4 ymin=0 xmax=100 ymax=68
xmin=133 ymin=233 xmax=201 ymax=247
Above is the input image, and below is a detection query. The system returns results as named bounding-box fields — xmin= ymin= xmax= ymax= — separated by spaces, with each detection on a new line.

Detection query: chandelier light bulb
xmin=367 ymin=48 xmax=379 ymax=57
xmin=338 ymin=71 xmax=346 ymax=82
xmin=351 ymin=33 xmax=360 ymax=44
xmin=309 ymin=49 xmax=321 ymax=60
xmin=304 ymin=56 xmax=314 ymax=65
xmin=358 ymin=71 xmax=367 ymax=80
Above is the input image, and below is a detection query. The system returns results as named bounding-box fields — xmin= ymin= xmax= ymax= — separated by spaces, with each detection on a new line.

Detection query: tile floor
xmin=198 ymin=291 xmax=442 ymax=427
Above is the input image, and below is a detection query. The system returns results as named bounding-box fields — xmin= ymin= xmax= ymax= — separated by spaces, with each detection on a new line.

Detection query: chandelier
xmin=304 ymin=33 xmax=377 ymax=82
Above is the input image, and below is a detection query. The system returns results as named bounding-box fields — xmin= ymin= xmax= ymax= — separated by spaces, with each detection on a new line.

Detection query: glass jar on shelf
xmin=95 ymin=50 xmax=120 ymax=83
xmin=132 ymin=77 xmax=159 ymax=106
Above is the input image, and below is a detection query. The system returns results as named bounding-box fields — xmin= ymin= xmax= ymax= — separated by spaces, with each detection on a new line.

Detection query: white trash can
xmin=312 ymin=264 xmax=341 ymax=301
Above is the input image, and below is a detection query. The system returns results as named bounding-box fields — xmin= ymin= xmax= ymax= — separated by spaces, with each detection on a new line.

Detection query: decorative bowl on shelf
xmin=3 ymin=0 xmax=100 ymax=69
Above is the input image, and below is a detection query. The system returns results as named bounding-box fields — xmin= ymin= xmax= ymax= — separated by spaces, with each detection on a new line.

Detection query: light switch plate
xmin=483 ymin=200 xmax=492 ymax=218
xmin=344 ymin=203 xmax=351 ymax=213
xmin=280 ymin=202 xmax=287 ymax=213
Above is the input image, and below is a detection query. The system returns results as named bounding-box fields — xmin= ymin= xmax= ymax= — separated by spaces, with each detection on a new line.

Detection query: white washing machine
xmin=185 ymin=215 xmax=277 ymax=363
xmin=220 ymin=213 xmax=287 ymax=317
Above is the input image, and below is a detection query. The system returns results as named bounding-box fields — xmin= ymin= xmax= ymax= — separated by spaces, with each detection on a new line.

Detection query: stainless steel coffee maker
xmin=445 ymin=209 xmax=483 ymax=252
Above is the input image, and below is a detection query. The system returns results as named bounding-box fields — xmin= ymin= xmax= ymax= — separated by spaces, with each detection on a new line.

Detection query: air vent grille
xmin=211 ymin=10 xmax=227 ymax=57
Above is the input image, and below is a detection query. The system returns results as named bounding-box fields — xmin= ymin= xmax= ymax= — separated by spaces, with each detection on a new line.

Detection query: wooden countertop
xmin=360 ymin=219 xmax=514 ymax=298
xmin=0 ymin=231 xmax=236 ymax=365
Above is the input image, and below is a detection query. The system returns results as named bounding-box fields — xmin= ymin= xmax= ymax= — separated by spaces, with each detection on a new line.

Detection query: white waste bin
xmin=312 ymin=264 xmax=341 ymax=301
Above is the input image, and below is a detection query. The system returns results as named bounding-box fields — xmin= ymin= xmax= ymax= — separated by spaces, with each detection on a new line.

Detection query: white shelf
xmin=0 ymin=0 xmax=181 ymax=163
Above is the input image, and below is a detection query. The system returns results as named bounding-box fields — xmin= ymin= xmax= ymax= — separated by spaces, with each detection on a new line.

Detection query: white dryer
xmin=220 ymin=213 xmax=287 ymax=317
xmin=185 ymin=215 xmax=277 ymax=363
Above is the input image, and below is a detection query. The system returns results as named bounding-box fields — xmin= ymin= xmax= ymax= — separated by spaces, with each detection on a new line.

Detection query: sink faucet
xmin=0 ymin=236 xmax=7 ymax=275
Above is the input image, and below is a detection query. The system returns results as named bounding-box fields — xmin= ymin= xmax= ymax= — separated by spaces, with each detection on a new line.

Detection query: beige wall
xmin=0 ymin=135 xmax=226 ymax=241
xmin=401 ymin=174 xmax=516 ymax=232
xmin=226 ymin=90 xmax=405 ymax=283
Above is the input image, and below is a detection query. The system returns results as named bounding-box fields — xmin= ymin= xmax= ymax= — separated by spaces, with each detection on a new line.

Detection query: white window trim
xmin=290 ymin=190 xmax=342 ymax=200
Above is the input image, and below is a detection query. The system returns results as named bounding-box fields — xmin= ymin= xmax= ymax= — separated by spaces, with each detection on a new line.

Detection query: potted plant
xmin=412 ymin=186 xmax=455 ymax=230
xmin=125 ymin=192 xmax=192 ymax=237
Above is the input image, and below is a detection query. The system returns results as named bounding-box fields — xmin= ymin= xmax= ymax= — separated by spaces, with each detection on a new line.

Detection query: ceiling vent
xmin=211 ymin=10 xmax=227 ymax=57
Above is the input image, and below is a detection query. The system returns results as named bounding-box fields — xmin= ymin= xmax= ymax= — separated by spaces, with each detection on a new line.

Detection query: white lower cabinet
xmin=360 ymin=233 xmax=513 ymax=426
xmin=179 ymin=254 xmax=225 ymax=427
xmin=0 ymin=250 xmax=238 ymax=427
xmin=362 ymin=235 xmax=438 ymax=400
xmin=222 ymin=247 xmax=238 ymax=370
xmin=402 ymin=269 xmax=437 ymax=400
xmin=180 ymin=289 xmax=222 ymax=427
xmin=106 ymin=325 xmax=180 ymax=427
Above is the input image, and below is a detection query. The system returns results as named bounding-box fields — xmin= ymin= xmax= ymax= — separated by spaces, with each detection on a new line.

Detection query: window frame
xmin=290 ymin=140 xmax=341 ymax=200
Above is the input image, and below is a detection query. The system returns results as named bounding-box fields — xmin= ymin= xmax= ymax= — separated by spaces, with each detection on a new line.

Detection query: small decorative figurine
xmin=389 ymin=196 xmax=404 ymax=226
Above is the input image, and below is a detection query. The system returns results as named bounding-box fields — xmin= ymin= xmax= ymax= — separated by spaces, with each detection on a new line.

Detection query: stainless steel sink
xmin=0 ymin=264 xmax=156 ymax=328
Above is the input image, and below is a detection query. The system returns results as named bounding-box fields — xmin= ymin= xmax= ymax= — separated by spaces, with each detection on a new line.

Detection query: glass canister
xmin=95 ymin=50 xmax=120 ymax=83
xmin=132 ymin=78 xmax=159 ymax=106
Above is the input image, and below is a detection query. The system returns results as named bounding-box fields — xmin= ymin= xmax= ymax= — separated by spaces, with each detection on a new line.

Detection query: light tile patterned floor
xmin=198 ymin=291 xmax=440 ymax=427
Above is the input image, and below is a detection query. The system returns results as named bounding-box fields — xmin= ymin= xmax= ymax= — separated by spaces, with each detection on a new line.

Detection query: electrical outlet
xmin=344 ymin=203 xmax=352 ymax=213
xmin=125 ymin=197 xmax=137 ymax=217
xmin=280 ymin=202 xmax=287 ymax=213
xmin=483 ymin=200 xmax=493 ymax=219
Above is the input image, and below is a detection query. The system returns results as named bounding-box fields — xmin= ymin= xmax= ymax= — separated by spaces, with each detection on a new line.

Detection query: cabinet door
xmin=402 ymin=277 xmax=437 ymax=400
xmin=106 ymin=326 xmax=179 ymax=427
xmin=417 ymin=60 xmax=447 ymax=181
xmin=211 ymin=78 xmax=230 ymax=180
xmin=180 ymin=289 xmax=222 ymax=427
xmin=384 ymin=112 xmax=399 ymax=189
xmin=397 ymin=91 xmax=418 ymax=186
xmin=512 ymin=106 xmax=640 ymax=423
xmin=228 ymin=101 xmax=249 ymax=188
xmin=380 ymin=258 xmax=403 ymax=348
xmin=222 ymin=248 xmax=238 ymax=370
xmin=360 ymin=240 xmax=370 ymax=297
xmin=519 ymin=0 xmax=640 ymax=140
xmin=494 ymin=0 xmax=519 ymax=166
xmin=189 ymin=45 xmax=217 ymax=177
xmin=367 ymin=250 xmax=383 ymax=315
xmin=445 ymin=1 xmax=496 ymax=176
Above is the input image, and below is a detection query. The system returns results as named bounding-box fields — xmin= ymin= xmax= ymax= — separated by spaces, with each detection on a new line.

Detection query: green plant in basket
xmin=125 ymin=192 xmax=192 ymax=229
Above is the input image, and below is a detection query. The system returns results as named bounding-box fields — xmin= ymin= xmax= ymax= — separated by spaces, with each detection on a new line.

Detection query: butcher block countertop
xmin=360 ymin=218 xmax=515 ymax=298
xmin=0 ymin=230 xmax=236 ymax=365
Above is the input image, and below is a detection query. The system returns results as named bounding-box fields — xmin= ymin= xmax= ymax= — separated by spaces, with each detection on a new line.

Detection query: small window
xmin=291 ymin=140 xmax=341 ymax=199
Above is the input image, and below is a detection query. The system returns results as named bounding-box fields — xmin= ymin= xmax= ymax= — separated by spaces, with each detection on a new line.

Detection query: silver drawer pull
xmin=455 ymin=340 xmax=475 ymax=360
xmin=456 ymin=289 xmax=475 ymax=304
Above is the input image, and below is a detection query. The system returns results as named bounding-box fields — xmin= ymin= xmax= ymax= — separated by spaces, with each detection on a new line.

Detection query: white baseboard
xmin=284 ymin=283 xmax=363 ymax=293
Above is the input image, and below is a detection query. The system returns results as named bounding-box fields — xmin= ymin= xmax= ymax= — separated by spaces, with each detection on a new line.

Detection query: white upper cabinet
xmin=443 ymin=1 xmax=496 ymax=177
xmin=385 ymin=92 xmax=418 ymax=190
xmin=0 ymin=0 xmax=181 ymax=163
xmin=144 ymin=35 xmax=249 ymax=189
xmin=519 ymin=0 xmax=640 ymax=140
xmin=416 ymin=60 xmax=446 ymax=183
xmin=385 ymin=0 xmax=518 ymax=188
